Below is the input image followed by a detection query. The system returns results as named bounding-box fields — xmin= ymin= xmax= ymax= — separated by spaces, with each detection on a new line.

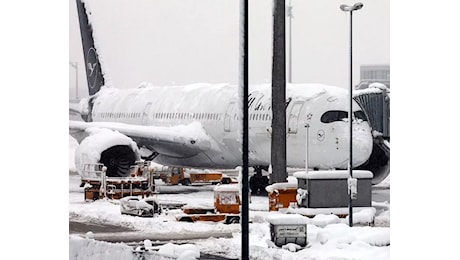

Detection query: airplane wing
xmin=69 ymin=120 xmax=212 ymax=158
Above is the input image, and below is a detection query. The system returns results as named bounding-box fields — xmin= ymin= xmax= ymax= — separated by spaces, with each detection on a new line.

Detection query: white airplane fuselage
xmin=89 ymin=83 xmax=373 ymax=170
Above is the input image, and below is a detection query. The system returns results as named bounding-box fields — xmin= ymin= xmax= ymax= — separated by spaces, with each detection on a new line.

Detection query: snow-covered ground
xmin=69 ymin=136 xmax=390 ymax=260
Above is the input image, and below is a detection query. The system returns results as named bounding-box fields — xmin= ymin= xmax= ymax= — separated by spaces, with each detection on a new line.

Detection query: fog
xmin=69 ymin=0 xmax=389 ymax=99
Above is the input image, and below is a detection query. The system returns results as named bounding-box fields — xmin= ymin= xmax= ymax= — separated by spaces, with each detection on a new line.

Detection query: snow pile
xmin=281 ymin=243 xmax=303 ymax=252
xmin=191 ymin=220 xmax=390 ymax=260
xmin=70 ymin=236 xmax=200 ymax=260
xmin=373 ymin=201 xmax=391 ymax=227
xmin=157 ymin=243 xmax=200 ymax=259
xmin=374 ymin=210 xmax=390 ymax=227
xmin=345 ymin=207 xmax=377 ymax=226
xmin=304 ymin=224 xmax=390 ymax=259
xmin=354 ymin=227 xmax=390 ymax=247
xmin=309 ymin=214 xmax=341 ymax=228
xmin=69 ymin=235 xmax=134 ymax=260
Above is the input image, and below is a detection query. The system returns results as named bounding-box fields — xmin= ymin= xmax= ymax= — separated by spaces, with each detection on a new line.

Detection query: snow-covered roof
xmin=265 ymin=213 xmax=310 ymax=225
xmin=353 ymin=82 xmax=389 ymax=97
xmin=213 ymin=184 xmax=239 ymax=192
xmin=293 ymin=170 xmax=373 ymax=179
xmin=265 ymin=182 xmax=298 ymax=193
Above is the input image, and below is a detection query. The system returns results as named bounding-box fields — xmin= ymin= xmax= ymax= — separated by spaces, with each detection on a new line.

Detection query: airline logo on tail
xmin=86 ymin=47 xmax=100 ymax=91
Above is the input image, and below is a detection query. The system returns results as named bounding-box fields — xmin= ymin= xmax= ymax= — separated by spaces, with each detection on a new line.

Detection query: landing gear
xmin=249 ymin=166 xmax=269 ymax=195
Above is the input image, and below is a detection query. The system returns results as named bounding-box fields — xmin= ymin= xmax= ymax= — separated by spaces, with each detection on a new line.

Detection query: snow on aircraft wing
xmin=69 ymin=120 xmax=212 ymax=158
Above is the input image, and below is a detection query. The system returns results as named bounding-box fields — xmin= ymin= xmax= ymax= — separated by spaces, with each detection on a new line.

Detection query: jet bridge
xmin=353 ymin=85 xmax=390 ymax=139
xmin=353 ymin=84 xmax=390 ymax=184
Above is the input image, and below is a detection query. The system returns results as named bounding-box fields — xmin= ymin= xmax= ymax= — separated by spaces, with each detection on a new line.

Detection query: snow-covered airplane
xmin=69 ymin=0 xmax=389 ymax=187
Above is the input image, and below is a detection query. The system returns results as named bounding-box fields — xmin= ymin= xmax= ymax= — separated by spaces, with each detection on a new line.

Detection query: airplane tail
xmin=76 ymin=0 xmax=105 ymax=96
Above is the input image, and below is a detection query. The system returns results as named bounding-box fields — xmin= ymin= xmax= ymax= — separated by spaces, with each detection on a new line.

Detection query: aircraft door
xmin=288 ymin=101 xmax=304 ymax=134
xmin=224 ymin=102 xmax=235 ymax=132
xmin=142 ymin=102 xmax=152 ymax=125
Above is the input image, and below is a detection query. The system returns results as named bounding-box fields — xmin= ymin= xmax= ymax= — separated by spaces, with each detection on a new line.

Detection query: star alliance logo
xmin=88 ymin=61 xmax=98 ymax=77
xmin=86 ymin=47 xmax=99 ymax=90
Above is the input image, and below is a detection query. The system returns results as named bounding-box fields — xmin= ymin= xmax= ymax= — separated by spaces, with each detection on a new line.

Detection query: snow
xmin=69 ymin=235 xmax=135 ymax=260
xmin=74 ymin=127 xmax=140 ymax=175
xmin=213 ymin=183 xmax=240 ymax=192
xmin=70 ymin=119 xmax=211 ymax=147
xmin=68 ymin=138 xmax=390 ymax=260
xmin=265 ymin=182 xmax=298 ymax=193
xmin=353 ymin=82 xmax=390 ymax=97
xmin=157 ymin=243 xmax=200 ymax=259
xmin=309 ymin=214 xmax=341 ymax=228
xmin=293 ymin=170 xmax=373 ymax=179
xmin=346 ymin=208 xmax=377 ymax=226
xmin=265 ymin=212 xmax=310 ymax=225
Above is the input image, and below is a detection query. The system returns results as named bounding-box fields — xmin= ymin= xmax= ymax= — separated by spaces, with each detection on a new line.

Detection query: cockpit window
xmin=320 ymin=110 xmax=368 ymax=123
xmin=354 ymin=110 xmax=368 ymax=122
xmin=320 ymin=110 xmax=348 ymax=123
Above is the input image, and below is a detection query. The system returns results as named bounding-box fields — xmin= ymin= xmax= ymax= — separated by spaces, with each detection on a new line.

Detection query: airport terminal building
xmin=357 ymin=64 xmax=390 ymax=89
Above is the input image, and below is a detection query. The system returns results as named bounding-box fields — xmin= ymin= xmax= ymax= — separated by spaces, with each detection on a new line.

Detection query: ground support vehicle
xmin=266 ymin=182 xmax=298 ymax=211
xmin=120 ymin=196 xmax=160 ymax=217
xmin=152 ymin=166 xmax=236 ymax=186
xmin=119 ymin=196 xmax=186 ymax=217
xmin=176 ymin=184 xmax=241 ymax=224
xmin=80 ymin=162 xmax=155 ymax=201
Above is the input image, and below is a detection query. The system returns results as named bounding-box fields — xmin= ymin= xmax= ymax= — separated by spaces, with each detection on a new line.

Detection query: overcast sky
xmin=69 ymin=0 xmax=389 ymax=99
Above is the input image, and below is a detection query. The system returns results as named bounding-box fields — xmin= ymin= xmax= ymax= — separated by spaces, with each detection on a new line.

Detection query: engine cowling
xmin=75 ymin=128 xmax=140 ymax=177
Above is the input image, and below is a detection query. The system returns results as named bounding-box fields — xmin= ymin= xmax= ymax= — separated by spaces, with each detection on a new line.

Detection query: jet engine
xmin=74 ymin=128 xmax=140 ymax=177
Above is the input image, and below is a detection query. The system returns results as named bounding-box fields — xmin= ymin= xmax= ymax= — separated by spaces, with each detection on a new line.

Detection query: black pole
xmin=241 ymin=0 xmax=249 ymax=259
xmin=348 ymin=11 xmax=354 ymax=227
xmin=288 ymin=0 xmax=293 ymax=83
xmin=271 ymin=0 xmax=287 ymax=184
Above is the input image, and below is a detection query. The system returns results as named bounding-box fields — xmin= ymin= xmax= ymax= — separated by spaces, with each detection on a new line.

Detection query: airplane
xmin=69 ymin=0 xmax=389 ymax=190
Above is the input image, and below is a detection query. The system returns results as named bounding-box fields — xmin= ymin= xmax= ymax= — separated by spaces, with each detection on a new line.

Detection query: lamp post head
xmin=340 ymin=2 xmax=363 ymax=12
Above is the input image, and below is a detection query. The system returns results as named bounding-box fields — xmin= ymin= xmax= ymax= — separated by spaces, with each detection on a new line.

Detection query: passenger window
xmin=354 ymin=111 xmax=368 ymax=122
xmin=320 ymin=110 xmax=348 ymax=123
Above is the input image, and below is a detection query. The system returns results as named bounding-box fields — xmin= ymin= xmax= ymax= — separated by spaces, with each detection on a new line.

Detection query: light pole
xmin=287 ymin=0 xmax=293 ymax=83
xmin=305 ymin=113 xmax=312 ymax=174
xmin=339 ymin=2 xmax=363 ymax=227
xmin=69 ymin=61 xmax=79 ymax=101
